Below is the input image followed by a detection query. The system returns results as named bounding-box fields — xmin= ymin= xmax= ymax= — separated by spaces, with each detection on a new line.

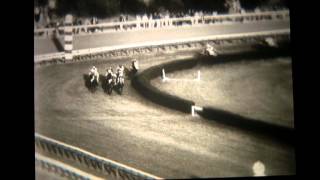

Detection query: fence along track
xmin=35 ymin=153 xmax=104 ymax=180
xmin=34 ymin=29 xmax=290 ymax=65
xmin=35 ymin=133 xmax=162 ymax=180
xmin=34 ymin=10 xmax=289 ymax=37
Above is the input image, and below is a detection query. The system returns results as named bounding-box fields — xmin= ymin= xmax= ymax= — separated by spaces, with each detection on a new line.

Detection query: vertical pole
xmin=138 ymin=16 xmax=141 ymax=29
xmin=119 ymin=22 xmax=123 ymax=31
xmin=191 ymin=106 xmax=195 ymax=116
xmin=162 ymin=69 xmax=166 ymax=81
xmin=197 ymin=70 xmax=201 ymax=81
xmin=64 ymin=14 xmax=73 ymax=61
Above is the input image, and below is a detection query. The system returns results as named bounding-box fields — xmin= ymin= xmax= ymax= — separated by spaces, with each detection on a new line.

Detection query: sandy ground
xmin=151 ymin=57 xmax=294 ymax=128
xmin=34 ymin=53 xmax=295 ymax=178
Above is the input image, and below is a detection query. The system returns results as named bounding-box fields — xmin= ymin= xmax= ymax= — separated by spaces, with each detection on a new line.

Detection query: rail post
xmin=191 ymin=105 xmax=203 ymax=116
xmin=162 ymin=68 xmax=167 ymax=82
xmin=64 ymin=14 xmax=73 ymax=61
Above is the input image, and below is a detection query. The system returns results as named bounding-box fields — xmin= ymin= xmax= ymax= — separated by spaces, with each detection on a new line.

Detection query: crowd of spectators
xmin=35 ymin=7 xmax=288 ymax=29
xmin=34 ymin=1 xmax=288 ymax=36
xmin=34 ymin=8 xmax=214 ymax=29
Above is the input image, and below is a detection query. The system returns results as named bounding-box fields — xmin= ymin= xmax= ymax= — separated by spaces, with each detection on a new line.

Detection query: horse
xmin=115 ymin=74 xmax=125 ymax=95
xmin=125 ymin=66 xmax=138 ymax=80
xmin=83 ymin=73 xmax=99 ymax=92
xmin=103 ymin=74 xmax=116 ymax=94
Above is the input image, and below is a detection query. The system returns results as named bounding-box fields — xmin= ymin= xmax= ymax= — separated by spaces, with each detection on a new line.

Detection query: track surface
xmin=151 ymin=57 xmax=293 ymax=128
xmin=35 ymin=53 xmax=295 ymax=178
xmin=34 ymin=20 xmax=289 ymax=55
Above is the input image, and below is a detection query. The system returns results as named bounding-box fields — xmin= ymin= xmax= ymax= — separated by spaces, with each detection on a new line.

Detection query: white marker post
xmin=197 ymin=70 xmax=201 ymax=81
xmin=162 ymin=68 xmax=167 ymax=82
xmin=191 ymin=105 xmax=203 ymax=116
xmin=64 ymin=14 xmax=73 ymax=61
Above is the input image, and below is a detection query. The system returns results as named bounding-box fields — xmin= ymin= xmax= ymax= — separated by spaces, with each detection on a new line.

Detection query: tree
xmin=120 ymin=0 xmax=147 ymax=14
xmin=55 ymin=0 xmax=120 ymax=17
xmin=148 ymin=0 xmax=184 ymax=13
xmin=225 ymin=0 xmax=242 ymax=13
xmin=182 ymin=0 xmax=227 ymax=13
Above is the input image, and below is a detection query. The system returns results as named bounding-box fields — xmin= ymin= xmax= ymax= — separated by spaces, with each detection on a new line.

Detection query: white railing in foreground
xmin=35 ymin=133 xmax=162 ymax=180
xmin=34 ymin=10 xmax=289 ymax=36
xmin=35 ymin=153 xmax=103 ymax=180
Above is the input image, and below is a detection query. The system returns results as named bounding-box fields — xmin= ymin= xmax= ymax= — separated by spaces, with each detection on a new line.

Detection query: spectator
xmin=136 ymin=15 xmax=141 ymax=29
xmin=164 ymin=11 xmax=170 ymax=27
xmin=84 ymin=19 xmax=90 ymax=33
xmin=142 ymin=13 xmax=148 ymax=28
xmin=149 ymin=14 xmax=153 ymax=28
xmin=35 ymin=7 xmax=40 ymax=23
xmin=194 ymin=11 xmax=199 ymax=25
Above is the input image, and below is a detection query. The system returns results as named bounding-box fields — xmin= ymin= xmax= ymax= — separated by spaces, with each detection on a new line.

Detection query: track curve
xmin=132 ymin=53 xmax=294 ymax=143
xmin=35 ymin=52 xmax=295 ymax=178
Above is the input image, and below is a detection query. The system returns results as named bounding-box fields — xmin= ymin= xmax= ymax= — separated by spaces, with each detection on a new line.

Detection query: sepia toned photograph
xmin=34 ymin=0 xmax=294 ymax=179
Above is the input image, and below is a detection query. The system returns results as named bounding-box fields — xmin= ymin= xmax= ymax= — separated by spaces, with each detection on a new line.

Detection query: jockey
xmin=132 ymin=59 xmax=139 ymax=72
xmin=105 ymin=67 xmax=113 ymax=79
xmin=116 ymin=65 xmax=125 ymax=76
xmin=89 ymin=66 xmax=96 ymax=74
xmin=116 ymin=65 xmax=125 ymax=84
xmin=89 ymin=66 xmax=99 ymax=82
xmin=205 ymin=43 xmax=217 ymax=56
xmin=105 ymin=67 xmax=116 ymax=86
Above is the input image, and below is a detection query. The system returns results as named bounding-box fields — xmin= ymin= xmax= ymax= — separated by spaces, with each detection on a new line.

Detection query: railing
xmin=34 ymin=52 xmax=65 ymax=63
xmin=34 ymin=10 xmax=289 ymax=37
xmin=34 ymin=29 xmax=290 ymax=63
xmin=35 ymin=133 xmax=162 ymax=180
xmin=35 ymin=153 xmax=103 ymax=180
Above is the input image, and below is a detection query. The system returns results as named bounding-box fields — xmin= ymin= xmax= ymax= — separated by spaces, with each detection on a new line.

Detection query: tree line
xmin=34 ymin=0 xmax=289 ymax=18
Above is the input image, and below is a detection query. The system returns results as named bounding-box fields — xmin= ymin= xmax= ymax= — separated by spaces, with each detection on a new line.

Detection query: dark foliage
xmin=55 ymin=0 xmax=120 ymax=18
xmin=34 ymin=0 xmax=290 ymax=17
xmin=120 ymin=0 xmax=147 ymax=14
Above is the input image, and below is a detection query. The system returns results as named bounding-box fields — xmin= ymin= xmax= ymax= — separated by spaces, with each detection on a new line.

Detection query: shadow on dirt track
xmin=198 ymin=107 xmax=294 ymax=146
xmin=52 ymin=35 xmax=64 ymax=52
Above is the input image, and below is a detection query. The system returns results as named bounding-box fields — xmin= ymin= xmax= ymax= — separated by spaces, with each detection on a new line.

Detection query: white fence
xmin=34 ymin=10 xmax=289 ymax=37
xmin=34 ymin=29 xmax=290 ymax=63
xmin=35 ymin=52 xmax=65 ymax=62
xmin=35 ymin=133 xmax=162 ymax=180
xmin=35 ymin=153 xmax=103 ymax=180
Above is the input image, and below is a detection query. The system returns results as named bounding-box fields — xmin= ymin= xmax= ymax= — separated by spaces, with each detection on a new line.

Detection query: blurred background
xmin=34 ymin=0 xmax=289 ymax=28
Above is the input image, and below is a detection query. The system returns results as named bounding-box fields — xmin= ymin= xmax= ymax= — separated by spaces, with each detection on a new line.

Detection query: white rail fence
xmin=34 ymin=29 xmax=290 ymax=63
xmin=35 ymin=52 xmax=65 ymax=62
xmin=35 ymin=153 xmax=103 ymax=180
xmin=34 ymin=10 xmax=289 ymax=37
xmin=35 ymin=133 xmax=162 ymax=180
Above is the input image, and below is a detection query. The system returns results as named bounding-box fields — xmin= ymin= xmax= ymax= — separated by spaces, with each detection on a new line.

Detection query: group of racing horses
xmin=84 ymin=45 xmax=216 ymax=94
xmin=85 ymin=60 xmax=139 ymax=95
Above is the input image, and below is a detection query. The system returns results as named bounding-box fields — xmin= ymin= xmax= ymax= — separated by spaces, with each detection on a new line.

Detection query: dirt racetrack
xmin=35 ymin=52 xmax=295 ymax=178
xmin=151 ymin=56 xmax=293 ymax=128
